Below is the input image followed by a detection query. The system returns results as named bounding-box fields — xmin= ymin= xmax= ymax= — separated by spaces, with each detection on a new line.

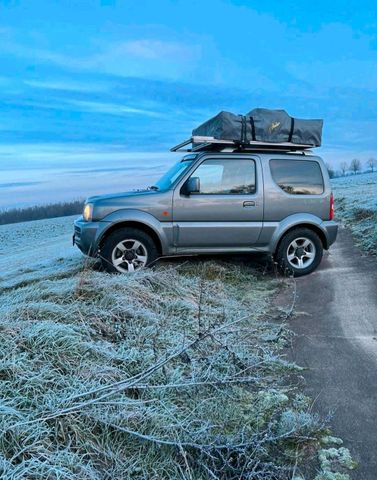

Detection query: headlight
xmin=83 ymin=203 xmax=93 ymax=222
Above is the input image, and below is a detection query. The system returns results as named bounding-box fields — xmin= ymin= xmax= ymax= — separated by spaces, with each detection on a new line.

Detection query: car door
xmin=172 ymin=155 xmax=263 ymax=249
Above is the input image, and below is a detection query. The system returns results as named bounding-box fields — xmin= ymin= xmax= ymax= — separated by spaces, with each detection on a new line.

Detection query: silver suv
xmin=73 ymin=150 xmax=337 ymax=276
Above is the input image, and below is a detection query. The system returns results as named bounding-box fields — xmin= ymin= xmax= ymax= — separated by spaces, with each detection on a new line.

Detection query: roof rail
xmin=170 ymin=136 xmax=314 ymax=153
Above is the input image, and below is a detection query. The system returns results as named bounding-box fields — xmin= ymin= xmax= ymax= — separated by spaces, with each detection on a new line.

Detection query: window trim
xmin=184 ymin=158 xmax=257 ymax=196
xmin=269 ymin=158 xmax=325 ymax=196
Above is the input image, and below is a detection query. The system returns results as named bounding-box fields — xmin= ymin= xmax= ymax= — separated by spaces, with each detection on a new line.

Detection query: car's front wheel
xmin=275 ymin=227 xmax=323 ymax=277
xmin=100 ymin=228 xmax=158 ymax=273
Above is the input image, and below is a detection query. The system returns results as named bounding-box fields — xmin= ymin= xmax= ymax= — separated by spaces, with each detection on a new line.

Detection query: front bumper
xmin=322 ymin=220 xmax=338 ymax=248
xmin=73 ymin=217 xmax=101 ymax=256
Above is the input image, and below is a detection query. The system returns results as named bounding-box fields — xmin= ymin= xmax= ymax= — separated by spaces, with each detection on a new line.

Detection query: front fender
xmin=94 ymin=209 xmax=171 ymax=254
xmin=267 ymin=213 xmax=330 ymax=252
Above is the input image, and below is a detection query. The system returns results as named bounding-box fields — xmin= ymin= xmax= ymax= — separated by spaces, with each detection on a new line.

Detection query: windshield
xmin=154 ymin=160 xmax=193 ymax=190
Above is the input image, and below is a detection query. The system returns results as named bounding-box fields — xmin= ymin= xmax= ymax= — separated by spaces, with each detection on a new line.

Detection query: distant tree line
xmin=0 ymin=199 xmax=84 ymax=225
xmin=326 ymin=157 xmax=377 ymax=178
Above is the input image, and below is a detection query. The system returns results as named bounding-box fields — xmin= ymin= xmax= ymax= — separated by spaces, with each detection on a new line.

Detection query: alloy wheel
xmin=111 ymin=239 xmax=148 ymax=273
xmin=286 ymin=237 xmax=316 ymax=270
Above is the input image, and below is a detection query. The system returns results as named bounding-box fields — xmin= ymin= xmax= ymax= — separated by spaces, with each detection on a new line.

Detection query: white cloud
xmin=90 ymin=39 xmax=202 ymax=79
xmin=24 ymin=79 xmax=109 ymax=93
xmin=1 ymin=31 xmax=202 ymax=80
xmin=114 ymin=39 xmax=194 ymax=60
xmin=5 ymin=95 xmax=163 ymax=118
xmin=66 ymin=99 xmax=163 ymax=117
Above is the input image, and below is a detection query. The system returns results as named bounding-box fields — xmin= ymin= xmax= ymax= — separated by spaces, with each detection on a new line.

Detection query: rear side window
xmin=270 ymin=159 xmax=324 ymax=195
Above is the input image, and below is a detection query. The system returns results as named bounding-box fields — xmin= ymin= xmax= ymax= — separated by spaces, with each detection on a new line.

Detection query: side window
xmin=270 ymin=159 xmax=324 ymax=195
xmin=190 ymin=159 xmax=256 ymax=194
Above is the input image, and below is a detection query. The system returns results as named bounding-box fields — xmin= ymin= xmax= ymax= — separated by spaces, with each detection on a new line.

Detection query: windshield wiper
xmin=148 ymin=185 xmax=159 ymax=191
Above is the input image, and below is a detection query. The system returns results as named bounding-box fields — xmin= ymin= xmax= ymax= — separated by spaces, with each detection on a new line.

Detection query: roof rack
xmin=171 ymin=136 xmax=313 ymax=153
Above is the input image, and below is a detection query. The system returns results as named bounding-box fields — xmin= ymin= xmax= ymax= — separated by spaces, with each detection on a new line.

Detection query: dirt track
xmin=289 ymin=225 xmax=377 ymax=479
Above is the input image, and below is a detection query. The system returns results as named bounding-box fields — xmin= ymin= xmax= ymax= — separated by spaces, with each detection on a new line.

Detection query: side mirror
xmin=183 ymin=177 xmax=200 ymax=195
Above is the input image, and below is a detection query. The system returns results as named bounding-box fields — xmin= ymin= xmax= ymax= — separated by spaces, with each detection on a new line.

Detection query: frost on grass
xmin=0 ymin=251 xmax=342 ymax=479
xmin=0 ymin=214 xmax=82 ymax=290
xmin=314 ymin=445 xmax=358 ymax=480
xmin=331 ymin=172 xmax=377 ymax=255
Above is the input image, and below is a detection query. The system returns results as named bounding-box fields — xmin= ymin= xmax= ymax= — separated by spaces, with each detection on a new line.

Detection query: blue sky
xmin=1 ymin=0 xmax=377 ymax=206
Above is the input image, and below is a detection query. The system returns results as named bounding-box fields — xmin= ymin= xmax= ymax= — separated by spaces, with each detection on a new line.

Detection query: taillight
xmin=330 ymin=192 xmax=334 ymax=220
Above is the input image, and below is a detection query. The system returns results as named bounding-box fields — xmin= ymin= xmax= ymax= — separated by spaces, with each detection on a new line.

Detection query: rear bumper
xmin=73 ymin=217 xmax=100 ymax=256
xmin=322 ymin=220 xmax=338 ymax=248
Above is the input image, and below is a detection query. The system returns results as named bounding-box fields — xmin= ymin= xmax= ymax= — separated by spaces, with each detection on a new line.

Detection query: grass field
xmin=0 ymin=217 xmax=355 ymax=479
xmin=332 ymin=171 xmax=377 ymax=256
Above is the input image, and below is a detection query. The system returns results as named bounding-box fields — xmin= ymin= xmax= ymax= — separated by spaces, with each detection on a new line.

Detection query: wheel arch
xmin=98 ymin=221 xmax=163 ymax=255
xmin=271 ymin=216 xmax=329 ymax=255
xmin=276 ymin=223 xmax=328 ymax=251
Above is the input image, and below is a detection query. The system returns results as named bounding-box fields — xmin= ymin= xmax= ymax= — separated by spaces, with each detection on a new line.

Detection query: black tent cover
xmin=192 ymin=108 xmax=323 ymax=147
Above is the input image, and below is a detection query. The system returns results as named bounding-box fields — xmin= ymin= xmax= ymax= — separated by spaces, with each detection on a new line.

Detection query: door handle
xmin=243 ymin=201 xmax=256 ymax=207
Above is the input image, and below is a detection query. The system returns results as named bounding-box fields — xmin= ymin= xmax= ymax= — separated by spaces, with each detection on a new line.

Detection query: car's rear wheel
xmin=275 ymin=228 xmax=323 ymax=277
xmin=100 ymin=228 xmax=158 ymax=273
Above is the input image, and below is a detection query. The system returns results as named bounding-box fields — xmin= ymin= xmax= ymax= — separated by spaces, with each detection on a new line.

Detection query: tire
xmin=100 ymin=228 xmax=158 ymax=273
xmin=275 ymin=228 xmax=323 ymax=277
